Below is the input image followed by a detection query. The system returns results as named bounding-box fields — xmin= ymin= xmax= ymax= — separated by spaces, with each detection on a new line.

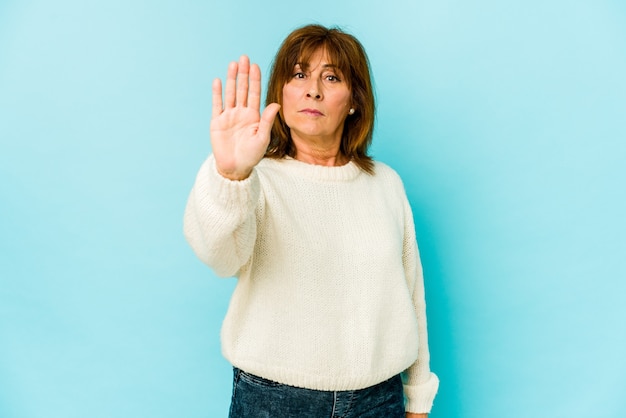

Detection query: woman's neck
xmin=292 ymin=137 xmax=348 ymax=167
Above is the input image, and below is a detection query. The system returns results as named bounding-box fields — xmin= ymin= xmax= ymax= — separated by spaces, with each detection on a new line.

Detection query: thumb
xmin=258 ymin=103 xmax=281 ymax=138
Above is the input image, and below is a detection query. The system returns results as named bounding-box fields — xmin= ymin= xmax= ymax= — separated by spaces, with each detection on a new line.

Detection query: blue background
xmin=1 ymin=1 xmax=625 ymax=417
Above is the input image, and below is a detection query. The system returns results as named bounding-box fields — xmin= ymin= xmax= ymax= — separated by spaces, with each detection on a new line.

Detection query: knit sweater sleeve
xmin=400 ymin=195 xmax=440 ymax=413
xmin=183 ymin=155 xmax=261 ymax=277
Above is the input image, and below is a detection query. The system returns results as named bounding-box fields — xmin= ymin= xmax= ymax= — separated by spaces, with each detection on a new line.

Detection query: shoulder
xmin=371 ymin=161 xmax=413 ymax=210
xmin=372 ymin=160 xmax=406 ymax=188
xmin=373 ymin=160 xmax=399 ymax=176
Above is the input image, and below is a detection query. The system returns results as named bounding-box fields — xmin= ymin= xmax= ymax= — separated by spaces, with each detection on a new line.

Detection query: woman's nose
xmin=306 ymin=90 xmax=322 ymax=99
xmin=306 ymin=81 xmax=322 ymax=99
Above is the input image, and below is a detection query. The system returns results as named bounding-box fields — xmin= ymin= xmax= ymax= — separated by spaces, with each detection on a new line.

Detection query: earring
xmin=349 ymin=108 xmax=355 ymax=115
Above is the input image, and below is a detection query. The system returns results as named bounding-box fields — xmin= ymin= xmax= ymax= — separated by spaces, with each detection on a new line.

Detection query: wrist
xmin=216 ymin=166 xmax=252 ymax=181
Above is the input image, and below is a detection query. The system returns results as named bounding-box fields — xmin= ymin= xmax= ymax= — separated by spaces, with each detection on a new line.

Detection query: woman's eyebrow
xmin=294 ymin=62 xmax=339 ymax=69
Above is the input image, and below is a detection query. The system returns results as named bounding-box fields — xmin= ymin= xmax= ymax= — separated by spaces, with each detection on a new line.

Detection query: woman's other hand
xmin=210 ymin=55 xmax=281 ymax=181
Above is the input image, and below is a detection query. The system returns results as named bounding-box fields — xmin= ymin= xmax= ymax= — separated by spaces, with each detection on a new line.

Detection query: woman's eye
xmin=326 ymin=75 xmax=340 ymax=82
xmin=293 ymin=72 xmax=305 ymax=79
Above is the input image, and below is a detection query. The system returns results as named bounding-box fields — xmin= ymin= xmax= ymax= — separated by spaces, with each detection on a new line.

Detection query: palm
xmin=210 ymin=55 xmax=280 ymax=180
xmin=211 ymin=105 xmax=267 ymax=176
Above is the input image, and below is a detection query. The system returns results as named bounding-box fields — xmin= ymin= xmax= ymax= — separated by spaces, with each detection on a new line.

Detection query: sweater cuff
xmin=403 ymin=372 xmax=439 ymax=413
xmin=203 ymin=155 xmax=260 ymax=215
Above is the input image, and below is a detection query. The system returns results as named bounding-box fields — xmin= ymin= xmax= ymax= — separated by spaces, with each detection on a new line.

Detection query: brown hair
xmin=265 ymin=24 xmax=376 ymax=174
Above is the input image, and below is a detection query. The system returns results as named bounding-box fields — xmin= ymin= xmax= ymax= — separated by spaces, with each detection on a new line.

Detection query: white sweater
xmin=183 ymin=155 xmax=439 ymax=413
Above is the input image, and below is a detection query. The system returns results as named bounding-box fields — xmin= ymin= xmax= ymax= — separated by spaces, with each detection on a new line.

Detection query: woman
xmin=184 ymin=24 xmax=438 ymax=417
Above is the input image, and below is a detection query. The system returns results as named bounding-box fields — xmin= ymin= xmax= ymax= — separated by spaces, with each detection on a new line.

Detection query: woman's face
xmin=282 ymin=48 xmax=352 ymax=147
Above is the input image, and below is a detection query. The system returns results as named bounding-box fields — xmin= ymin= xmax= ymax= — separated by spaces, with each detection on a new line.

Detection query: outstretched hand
xmin=210 ymin=55 xmax=281 ymax=180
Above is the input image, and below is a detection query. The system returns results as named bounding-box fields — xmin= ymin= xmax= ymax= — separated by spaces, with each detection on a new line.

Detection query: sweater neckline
xmin=261 ymin=156 xmax=363 ymax=182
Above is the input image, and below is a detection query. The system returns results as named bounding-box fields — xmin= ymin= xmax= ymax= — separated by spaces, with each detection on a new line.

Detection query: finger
xmin=236 ymin=55 xmax=250 ymax=107
xmin=248 ymin=63 xmax=262 ymax=111
xmin=257 ymin=103 xmax=281 ymax=138
xmin=224 ymin=61 xmax=237 ymax=108
xmin=211 ymin=78 xmax=223 ymax=120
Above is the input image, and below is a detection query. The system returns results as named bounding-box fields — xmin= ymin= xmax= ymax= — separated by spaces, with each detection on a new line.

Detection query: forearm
xmin=183 ymin=155 xmax=260 ymax=276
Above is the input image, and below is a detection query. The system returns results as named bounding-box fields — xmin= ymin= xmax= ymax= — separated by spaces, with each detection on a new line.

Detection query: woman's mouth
xmin=299 ymin=108 xmax=324 ymax=116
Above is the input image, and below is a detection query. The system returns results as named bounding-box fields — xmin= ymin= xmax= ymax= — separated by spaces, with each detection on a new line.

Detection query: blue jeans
xmin=228 ymin=368 xmax=405 ymax=417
